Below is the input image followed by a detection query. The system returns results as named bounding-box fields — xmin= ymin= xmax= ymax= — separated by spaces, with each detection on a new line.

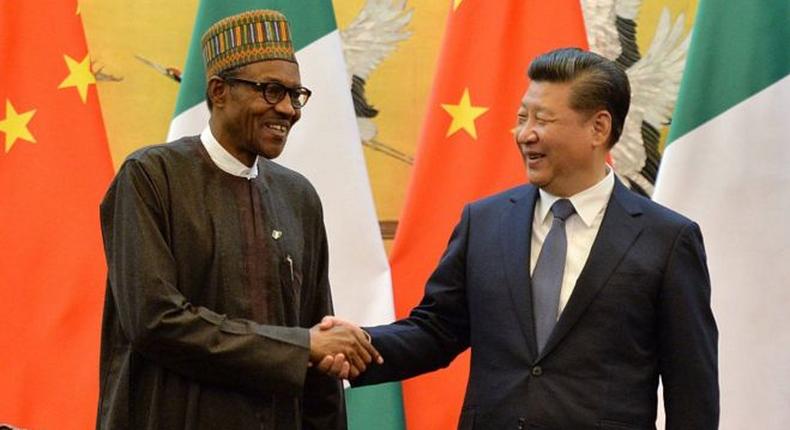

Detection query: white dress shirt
xmin=530 ymin=167 xmax=615 ymax=315
xmin=200 ymin=126 xmax=259 ymax=179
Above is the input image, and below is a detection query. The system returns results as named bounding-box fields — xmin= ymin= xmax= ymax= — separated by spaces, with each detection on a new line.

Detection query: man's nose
xmin=515 ymin=123 xmax=537 ymax=144
xmin=274 ymin=94 xmax=297 ymax=117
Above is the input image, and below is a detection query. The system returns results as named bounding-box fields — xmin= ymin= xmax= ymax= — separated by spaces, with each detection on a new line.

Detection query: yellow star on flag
xmin=58 ymin=54 xmax=95 ymax=103
xmin=441 ymin=88 xmax=489 ymax=139
xmin=453 ymin=0 xmax=464 ymax=11
xmin=0 ymin=99 xmax=37 ymax=153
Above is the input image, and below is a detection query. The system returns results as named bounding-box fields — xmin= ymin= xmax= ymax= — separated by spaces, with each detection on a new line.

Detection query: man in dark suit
xmin=322 ymin=47 xmax=719 ymax=429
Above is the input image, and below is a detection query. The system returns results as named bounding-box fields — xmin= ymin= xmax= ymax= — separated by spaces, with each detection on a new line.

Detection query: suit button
xmin=517 ymin=417 xmax=526 ymax=430
xmin=531 ymin=365 xmax=543 ymax=376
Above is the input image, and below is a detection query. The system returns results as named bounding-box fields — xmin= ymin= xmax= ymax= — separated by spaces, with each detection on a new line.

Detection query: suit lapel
xmin=538 ymin=179 xmax=645 ymax=359
xmin=501 ymin=185 xmax=539 ymax=360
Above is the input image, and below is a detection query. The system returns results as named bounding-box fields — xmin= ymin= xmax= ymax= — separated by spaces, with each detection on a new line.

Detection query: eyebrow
xmin=242 ymin=77 xmax=301 ymax=87
xmin=519 ymin=102 xmax=554 ymax=116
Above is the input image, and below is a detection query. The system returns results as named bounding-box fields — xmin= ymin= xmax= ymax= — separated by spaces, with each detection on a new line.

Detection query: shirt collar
xmin=200 ymin=126 xmax=259 ymax=179
xmin=536 ymin=166 xmax=615 ymax=227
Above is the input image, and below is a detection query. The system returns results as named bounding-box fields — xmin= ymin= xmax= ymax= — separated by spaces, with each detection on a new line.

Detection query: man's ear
xmin=207 ymin=76 xmax=229 ymax=109
xmin=590 ymin=110 xmax=612 ymax=148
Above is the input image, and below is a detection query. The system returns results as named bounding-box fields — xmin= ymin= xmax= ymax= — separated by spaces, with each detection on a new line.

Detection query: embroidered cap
xmin=201 ymin=10 xmax=296 ymax=78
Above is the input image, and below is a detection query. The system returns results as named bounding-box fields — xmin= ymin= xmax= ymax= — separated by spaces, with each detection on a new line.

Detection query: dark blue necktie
xmin=532 ymin=198 xmax=576 ymax=353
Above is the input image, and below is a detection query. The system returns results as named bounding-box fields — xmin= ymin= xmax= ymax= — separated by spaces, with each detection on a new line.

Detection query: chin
xmin=258 ymin=141 xmax=286 ymax=160
xmin=529 ymin=179 xmax=547 ymax=189
xmin=527 ymin=172 xmax=547 ymax=187
xmin=260 ymin=150 xmax=283 ymax=160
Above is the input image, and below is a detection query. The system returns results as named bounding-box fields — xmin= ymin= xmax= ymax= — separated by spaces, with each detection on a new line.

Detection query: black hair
xmin=528 ymin=47 xmax=630 ymax=146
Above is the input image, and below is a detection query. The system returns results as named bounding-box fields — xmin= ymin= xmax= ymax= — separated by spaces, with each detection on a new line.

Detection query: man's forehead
xmin=521 ymin=80 xmax=572 ymax=108
xmin=238 ymin=60 xmax=301 ymax=83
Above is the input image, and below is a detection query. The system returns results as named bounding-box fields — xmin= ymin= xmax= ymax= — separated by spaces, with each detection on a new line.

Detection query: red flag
xmin=0 ymin=1 xmax=114 ymax=428
xmin=390 ymin=1 xmax=588 ymax=428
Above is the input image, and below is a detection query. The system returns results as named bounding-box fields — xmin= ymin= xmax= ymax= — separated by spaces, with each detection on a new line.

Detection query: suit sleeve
xmin=100 ymin=159 xmax=311 ymax=397
xmin=659 ymin=222 xmax=719 ymax=429
xmin=353 ymin=206 xmax=473 ymax=386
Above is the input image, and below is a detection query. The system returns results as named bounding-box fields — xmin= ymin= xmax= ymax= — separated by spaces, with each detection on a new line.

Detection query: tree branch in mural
xmin=340 ymin=0 xmax=414 ymax=165
xmin=134 ymin=54 xmax=182 ymax=83
xmin=582 ymin=0 xmax=690 ymax=196
xmin=91 ymin=60 xmax=123 ymax=82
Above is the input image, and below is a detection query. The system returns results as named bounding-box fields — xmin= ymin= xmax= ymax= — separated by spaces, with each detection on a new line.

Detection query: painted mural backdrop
xmin=81 ymin=0 xmax=696 ymax=244
xmin=0 ymin=0 xmax=697 ymax=429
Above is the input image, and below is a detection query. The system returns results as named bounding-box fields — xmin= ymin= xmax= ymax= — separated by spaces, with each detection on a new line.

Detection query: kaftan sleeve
xmin=100 ymin=159 xmax=311 ymax=397
xmin=298 ymin=198 xmax=347 ymax=429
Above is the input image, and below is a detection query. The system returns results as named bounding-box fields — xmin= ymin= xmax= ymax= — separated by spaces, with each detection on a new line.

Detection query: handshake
xmin=308 ymin=316 xmax=382 ymax=380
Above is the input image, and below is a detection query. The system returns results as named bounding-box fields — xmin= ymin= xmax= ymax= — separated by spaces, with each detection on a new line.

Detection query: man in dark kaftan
xmin=96 ymin=10 xmax=378 ymax=430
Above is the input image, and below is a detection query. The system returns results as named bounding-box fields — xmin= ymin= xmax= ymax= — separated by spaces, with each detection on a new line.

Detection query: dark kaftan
xmin=97 ymin=136 xmax=344 ymax=429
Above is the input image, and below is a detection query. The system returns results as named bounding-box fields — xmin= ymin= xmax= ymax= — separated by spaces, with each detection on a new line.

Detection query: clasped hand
xmin=309 ymin=316 xmax=382 ymax=379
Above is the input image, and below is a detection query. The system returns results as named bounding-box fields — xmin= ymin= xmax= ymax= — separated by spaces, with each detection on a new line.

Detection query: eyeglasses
xmin=223 ymin=77 xmax=312 ymax=108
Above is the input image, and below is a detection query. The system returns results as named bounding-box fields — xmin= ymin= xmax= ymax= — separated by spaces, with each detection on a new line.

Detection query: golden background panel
xmin=81 ymin=0 xmax=196 ymax=168
xmin=81 ymin=0 xmax=698 ymax=249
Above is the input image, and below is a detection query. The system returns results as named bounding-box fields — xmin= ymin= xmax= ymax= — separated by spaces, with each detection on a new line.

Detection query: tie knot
xmin=550 ymin=199 xmax=575 ymax=221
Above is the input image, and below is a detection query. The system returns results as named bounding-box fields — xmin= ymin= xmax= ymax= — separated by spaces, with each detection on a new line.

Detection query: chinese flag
xmin=389 ymin=1 xmax=588 ymax=428
xmin=0 ymin=1 xmax=114 ymax=429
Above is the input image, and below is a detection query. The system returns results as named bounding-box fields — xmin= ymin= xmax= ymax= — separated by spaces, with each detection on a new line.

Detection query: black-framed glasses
xmin=223 ymin=77 xmax=312 ymax=108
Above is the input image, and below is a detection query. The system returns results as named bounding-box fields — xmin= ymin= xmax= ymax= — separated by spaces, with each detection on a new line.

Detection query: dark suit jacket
xmin=354 ymin=179 xmax=718 ymax=430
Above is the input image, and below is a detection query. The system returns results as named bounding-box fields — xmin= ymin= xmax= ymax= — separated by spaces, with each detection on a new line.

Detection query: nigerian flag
xmin=653 ymin=1 xmax=790 ymax=428
xmin=168 ymin=1 xmax=404 ymax=429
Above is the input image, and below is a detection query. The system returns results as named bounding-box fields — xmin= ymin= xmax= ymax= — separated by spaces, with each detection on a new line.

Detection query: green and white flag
xmin=653 ymin=1 xmax=790 ymax=427
xmin=168 ymin=2 xmax=404 ymax=429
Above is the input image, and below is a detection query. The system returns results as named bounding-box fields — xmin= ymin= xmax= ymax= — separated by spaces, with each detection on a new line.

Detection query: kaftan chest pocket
xmin=278 ymin=253 xmax=302 ymax=321
xmin=280 ymin=254 xmax=303 ymax=290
